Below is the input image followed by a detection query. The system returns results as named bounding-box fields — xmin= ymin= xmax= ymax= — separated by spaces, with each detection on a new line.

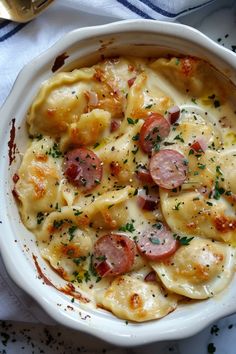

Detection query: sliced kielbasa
xmin=140 ymin=113 xmax=170 ymax=153
xmin=149 ymin=149 xmax=188 ymax=189
xmin=93 ymin=234 xmax=135 ymax=277
xmin=64 ymin=148 xmax=103 ymax=191
xmin=167 ymin=105 xmax=180 ymax=124
xmin=136 ymin=223 xmax=178 ymax=261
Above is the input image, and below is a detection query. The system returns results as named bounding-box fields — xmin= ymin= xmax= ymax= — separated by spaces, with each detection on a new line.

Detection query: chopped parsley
xmin=119 ymin=222 xmax=135 ymax=233
xmin=216 ymin=165 xmax=223 ymax=175
xmin=73 ymin=210 xmax=83 ymax=216
xmin=127 ymin=117 xmax=139 ymax=125
xmin=68 ymin=225 xmax=77 ymax=241
xmin=36 ymin=211 xmax=44 ymax=225
xmin=53 ymin=219 xmax=64 ymax=229
xmin=173 ymin=234 xmax=194 ymax=246
xmin=132 ymin=133 xmax=140 ymax=141
xmin=173 ymin=202 xmax=182 ymax=210
xmin=46 ymin=143 xmax=63 ymax=158
xmin=145 ymin=103 xmax=153 ymax=109
xmin=73 ymin=256 xmax=87 ymax=265
xmin=174 ymin=133 xmax=184 ymax=143
xmin=213 ymin=180 xmax=225 ymax=200
xmin=197 ymin=163 xmax=206 ymax=170
xmin=93 ymin=142 xmax=100 ymax=148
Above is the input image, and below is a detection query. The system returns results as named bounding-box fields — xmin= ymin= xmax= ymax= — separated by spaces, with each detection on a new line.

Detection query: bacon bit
xmin=110 ymin=119 xmax=121 ymax=132
xmin=13 ymin=173 xmax=19 ymax=183
xmin=136 ymin=167 xmax=154 ymax=184
xmin=96 ymin=260 xmax=112 ymax=277
xmin=84 ymin=90 xmax=99 ymax=106
xmin=128 ymin=77 xmax=136 ymax=87
xmin=214 ymin=216 xmax=236 ymax=233
xmin=144 ymin=271 xmax=157 ymax=282
xmin=129 ymin=293 xmax=143 ymax=310
xmin=110 ymin=161 xmax=121 ymax=176
xmin=180 ymin=57 xmax=197 ymax=77
xmin=190 ymin=139 xmax=207 ymax=153
xmin=167 ymin=106 xmax=180 ymax=124
xmin=137 ymin=188 xmax=159 ymax=211
xmin=8 ymin=118 xmax=16 ymax=165
xmin=47 ymin=108 xmax=56 ymax=117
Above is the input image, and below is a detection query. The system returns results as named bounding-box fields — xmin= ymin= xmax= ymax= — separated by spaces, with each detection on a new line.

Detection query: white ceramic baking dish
xmin=0 ymin=20 xmax=236 ymax=347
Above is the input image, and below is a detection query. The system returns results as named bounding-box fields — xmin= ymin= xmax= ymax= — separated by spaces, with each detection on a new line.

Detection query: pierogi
xmin=14 ymin=56 xmax=236 ymax=322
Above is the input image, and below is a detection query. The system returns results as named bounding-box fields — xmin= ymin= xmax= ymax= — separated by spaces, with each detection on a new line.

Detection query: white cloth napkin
xmin=0 ymin=0 xmax=216 ymax=324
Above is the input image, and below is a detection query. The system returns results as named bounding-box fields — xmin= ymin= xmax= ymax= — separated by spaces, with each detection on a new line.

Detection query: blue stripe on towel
xmin=0 ymin=20 xmax=11 ymax=30
xmin=0 ymin=22 xmax=28 ymax=43
xmin=116 ymin=0 xmax=154 ymax=19
xmin=140 ymin=0 xmax=214 ymax=18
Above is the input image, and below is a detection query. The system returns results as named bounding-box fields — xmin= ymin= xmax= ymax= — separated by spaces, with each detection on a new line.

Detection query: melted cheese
xmin=15 ymin=55 xmax=236 ymax=322
xmin=96 ymin=274 xmax=178 ymax=322
xmin=151 ymin=238 xmax=235 ymax=299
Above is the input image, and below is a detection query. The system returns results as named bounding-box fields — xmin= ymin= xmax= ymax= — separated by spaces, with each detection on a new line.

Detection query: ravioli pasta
xmin=14 ymin=56 xmax=236 ymax=322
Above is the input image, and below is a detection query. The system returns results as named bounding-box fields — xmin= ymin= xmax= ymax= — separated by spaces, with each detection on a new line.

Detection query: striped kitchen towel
xmin=63 ymin=0 xmax=215 ymax=20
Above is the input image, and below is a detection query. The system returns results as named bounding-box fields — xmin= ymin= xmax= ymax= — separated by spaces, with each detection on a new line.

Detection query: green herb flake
xmin=119 ymin=222 xmax=135 ymax=233
xmin=74 ymin=210 xmax=83 ymax=216
xmin=174 ymin=133 xmax=184 ymax=143
xmin=216 ymin=165 xmax=223 ymax=175
xmin=188 ymin=149 xmax=194 ymax=155
xmin=173 ymin=202 xmax=182 ymax=210
xmin=93 ymin=142 xmax=100 ymax=148
xmin=213 ymin=180 xmax=225 ymax=200
xmin=132 ymin=133 xmax=140 ymax=141
xmin=53 ymin=219 xmax=64 ymax=229
xmin=127 ymin=117 xmax=138 ymax=125
xmin=46 ymin=143 xmax=63 ymax=158
xmin=174 ymin=234 xmax=194 ymax=246
xmin=198 ymin=163 xmax=206 ymax=170
xmin=84 ymin=271 xmax=91 ymax=283
xmin=68 ymin=225 xmax=77 ymax=241
xmin=73 ymin=256 xmax=87 ymax=265
xmin=145 ymin=103 xmax=153 ymax=109
xmin=37 ymin=211 xmax=44 ymax=225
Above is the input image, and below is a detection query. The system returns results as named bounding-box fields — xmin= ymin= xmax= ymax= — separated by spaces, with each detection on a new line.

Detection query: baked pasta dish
xmin=13 ymin=56 xmax=236 ymax=322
